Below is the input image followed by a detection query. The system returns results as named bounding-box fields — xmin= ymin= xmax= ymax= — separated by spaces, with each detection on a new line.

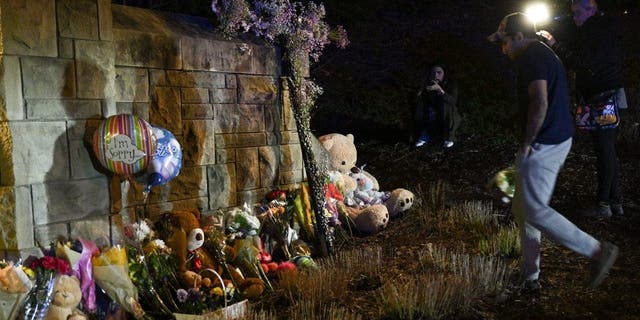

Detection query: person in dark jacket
xmin=414 ymin=64 xmax=461 ymax=149
xmin=538 ymin=0 xmax=626 ymax=218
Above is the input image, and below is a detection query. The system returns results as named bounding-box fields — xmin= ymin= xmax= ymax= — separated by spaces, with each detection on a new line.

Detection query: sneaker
xmin=443 ymin=140 xmax=454 ymax=148
xmin=589 ymin=242 xmax=619 ymax=288
xmin=522 ymin=279 xmax=541 ymax=295
xmin=580 ymin=203 xmax=612 ymax=219
xmin=611 ymin=203 xmax=624 ymax=216
xmin=415 ymin=135 xmax=429 ymax=147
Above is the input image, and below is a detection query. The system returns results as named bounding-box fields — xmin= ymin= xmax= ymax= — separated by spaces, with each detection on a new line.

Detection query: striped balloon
xmin=92 ymin=114 xmax=156 ymax=176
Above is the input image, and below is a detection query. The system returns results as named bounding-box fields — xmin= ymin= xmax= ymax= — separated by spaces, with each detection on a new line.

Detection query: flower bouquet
xmin=91 ymin=245 xmax=145 ymax=319
xmin=124 ymin=220 xmax=180 ymax=317
xmin=488 ymin=166 xmax=517 ymax=203
xmin=21 ymin=255 xmax=70 ymax=320
xmin=0 ymin=261 xmax=32 ymax=320
xmin=56 ymin=239 xmax=99 ymax=314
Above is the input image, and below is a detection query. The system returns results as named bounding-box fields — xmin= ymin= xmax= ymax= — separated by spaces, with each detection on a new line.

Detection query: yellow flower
xmin=210 ymin=286 xmax=224 ymax=296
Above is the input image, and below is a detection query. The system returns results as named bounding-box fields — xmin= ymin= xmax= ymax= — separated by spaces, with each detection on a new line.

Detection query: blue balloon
xmin=146 ymin=126 xmax=182 ymax=189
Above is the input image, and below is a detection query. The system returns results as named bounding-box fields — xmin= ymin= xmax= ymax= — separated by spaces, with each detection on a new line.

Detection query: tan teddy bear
xmin=338 ymin=203 xmax=389 ymax=234
xmin=318 ymin=133 xmax=414 ymax=233
xmin=44 ymin=275 xmax=86 ymax=320
xmin=386 ymin=188 xmax=415 ymax=218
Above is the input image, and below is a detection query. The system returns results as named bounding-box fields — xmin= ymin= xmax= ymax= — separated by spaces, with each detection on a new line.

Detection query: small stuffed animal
xmin=349 ymin=170 xmax=388 ymax=206
xmin=44 ymin=275 xmax=87 ymax=320
xmin=385 ymin=188 xmax=415 ymax=218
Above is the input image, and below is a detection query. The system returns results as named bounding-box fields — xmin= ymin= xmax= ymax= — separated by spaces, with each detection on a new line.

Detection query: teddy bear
xmin=317 ymin=133 xmax=414 ymax=233
xmin=44 ymin=275 xmax=87 ymax=320
xmin=160 ymin=208 xmax=266 ymax=299
xmin=158 ymin=208 xmax=241 ymax=292
xmin=338 ymin=202 xmax=389 ymax=234
xmin=385 ymin=188 xmax=415 ymax=218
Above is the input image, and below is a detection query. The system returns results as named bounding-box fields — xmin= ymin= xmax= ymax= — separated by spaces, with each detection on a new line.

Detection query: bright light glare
xmin=525 ymin=3 xmax=550 ymax=26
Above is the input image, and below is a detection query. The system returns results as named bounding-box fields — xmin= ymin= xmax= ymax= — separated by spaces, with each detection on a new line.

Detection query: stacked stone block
xmin=0 ymin=1 xmax=303 ymax=258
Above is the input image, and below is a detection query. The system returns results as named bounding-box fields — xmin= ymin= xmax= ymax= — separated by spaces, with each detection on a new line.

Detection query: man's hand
xmin=426 ymin=81 xmax=445 ymax=95
xmin=537 ymin=30 xmax=556 ymax=46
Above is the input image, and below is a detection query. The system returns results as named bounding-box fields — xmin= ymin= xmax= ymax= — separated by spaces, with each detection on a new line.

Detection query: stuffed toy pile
xmin=159 ymin=208 xmax=266 ymax=299
xmin=317 ymin=133 xmax=415 ymax=234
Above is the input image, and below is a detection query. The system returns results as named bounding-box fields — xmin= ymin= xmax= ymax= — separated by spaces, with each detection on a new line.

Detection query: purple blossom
xmin=187 ymin=288 xmax=202 ymax=301
xmin=332 ymin=25 xmax=349 ymax=49
xmin=211 ymin=0 xmax=347 ymax=61
xmin=211 ymin=1 xmax=220 ymax=14
xmin=176 ymin=289 xmax=188 ymax=303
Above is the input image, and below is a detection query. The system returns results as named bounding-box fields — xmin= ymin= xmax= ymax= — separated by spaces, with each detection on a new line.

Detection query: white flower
xmin=132 ymin=220 xmax=152 ymax=241
xmin=153 ymin=239 xmax=166 ymax=249
xmin=139 ymin=220 xmax=151 ymax=234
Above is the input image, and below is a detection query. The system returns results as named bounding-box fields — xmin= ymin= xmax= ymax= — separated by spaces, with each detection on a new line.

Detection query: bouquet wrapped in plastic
xmin=91 ymin=246 xmax=144 ymax=319
xmin=56 ymin=239 xmax=99 ymax=314
xmin=0 ymin=261 xmax=32 ymax=320
xmin=488 ymin=166 xmax=516 ymax=203
xmin=22 ymin=255 xmax=70 ymax=320
xmin=124 ymin=220 xmax=179 ymax=317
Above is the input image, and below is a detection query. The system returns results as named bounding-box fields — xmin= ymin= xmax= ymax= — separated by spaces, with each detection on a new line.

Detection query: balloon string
xmin=142 ymin=190 xmax=149 ymax=220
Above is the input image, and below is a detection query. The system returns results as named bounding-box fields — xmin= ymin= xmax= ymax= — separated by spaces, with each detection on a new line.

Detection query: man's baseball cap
xmin=487 ymin=12 xmax=536 ymax=44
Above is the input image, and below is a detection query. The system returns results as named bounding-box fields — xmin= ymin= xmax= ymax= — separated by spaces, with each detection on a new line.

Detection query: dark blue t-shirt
xmin=515 ymin=41 xmax=573 ymax=144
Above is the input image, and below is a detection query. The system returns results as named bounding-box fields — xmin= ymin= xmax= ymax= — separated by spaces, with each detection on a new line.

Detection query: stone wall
xmin=0 ymin=0 xmax=304 ymax=257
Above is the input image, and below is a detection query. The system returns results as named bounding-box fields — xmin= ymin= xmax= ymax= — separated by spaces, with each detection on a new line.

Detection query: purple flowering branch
xmin=211 ymin=0 xmax=347 ymax=63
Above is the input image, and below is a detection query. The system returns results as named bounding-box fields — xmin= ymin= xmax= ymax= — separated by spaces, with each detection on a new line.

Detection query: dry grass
xmin=250 ymin=180 xmax=517 ymax=319
xmin=288 ymin=300 xmax=363 ymax=320
xmin=378 ymin=273 xmax=471 ymax=319
xmin=416 ymin=243 xmax=511 ymax=299
xmin=479 ymin=222 xmax=521 ymax=258
xmin=414 ymin=181 xmax=448 ymax=228
xmin=276 ymin=246 xmax=383 ymax=313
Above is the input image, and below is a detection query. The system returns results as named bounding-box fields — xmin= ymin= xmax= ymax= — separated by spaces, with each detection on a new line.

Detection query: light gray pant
xmin=513 ymin=138 xmax=600 ymax=281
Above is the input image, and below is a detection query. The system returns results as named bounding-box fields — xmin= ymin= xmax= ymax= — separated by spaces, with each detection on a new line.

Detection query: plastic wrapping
xmin=22 ymin=256 xmax=69 ymax=320
xmin=91 ymin=246 xmax=145 ymax=319
xmin=0 ymin=262 xmax=32 ymax=320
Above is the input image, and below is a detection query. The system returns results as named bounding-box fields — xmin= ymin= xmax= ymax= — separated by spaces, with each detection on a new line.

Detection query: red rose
xmin=266 ymin=189 xmax=286 ymax=201
xmin=29 ymin=259 xmax=40 ymax=270
xmin=40 ymin=256 xmax=57 ymax=270
xmin=56 ymin=258 xmax=70 ymax=274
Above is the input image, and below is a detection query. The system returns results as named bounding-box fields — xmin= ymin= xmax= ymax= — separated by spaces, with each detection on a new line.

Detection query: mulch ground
xmin=346 ymin=128 xmax=640 ymax=319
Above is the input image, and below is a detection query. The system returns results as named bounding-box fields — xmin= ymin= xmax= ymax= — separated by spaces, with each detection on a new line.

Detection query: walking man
xmin=487 ymin=12 xmax=618 ymax=290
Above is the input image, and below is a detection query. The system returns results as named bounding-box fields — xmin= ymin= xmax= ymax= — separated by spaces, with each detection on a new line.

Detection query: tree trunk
xmin=283 ymin=53 xmax=333 ymax=257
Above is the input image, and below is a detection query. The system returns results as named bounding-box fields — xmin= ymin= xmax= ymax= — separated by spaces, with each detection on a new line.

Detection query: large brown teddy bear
xmin=161 ymin=208 xmax=219 ymax=288
xmin=44 ymin=275 xmax=87 ymax=320
xmin=317 ymin=133 xmax=415 ymax=233
xmin=161 ymin=208 xmax=265 ymax=299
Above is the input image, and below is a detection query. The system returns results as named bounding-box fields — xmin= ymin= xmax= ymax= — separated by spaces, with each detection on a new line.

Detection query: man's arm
xmin=521 ymin=79 xmax=548 ymax=156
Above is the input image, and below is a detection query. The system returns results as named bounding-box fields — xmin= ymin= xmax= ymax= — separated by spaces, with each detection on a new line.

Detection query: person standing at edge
xmin=414 ymin=63 xmax=461 ymax=149
xmin=538 ymin=0 xmax=626 ymax=218
xmin=487 ymin=12 xmax=618 ymax=291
